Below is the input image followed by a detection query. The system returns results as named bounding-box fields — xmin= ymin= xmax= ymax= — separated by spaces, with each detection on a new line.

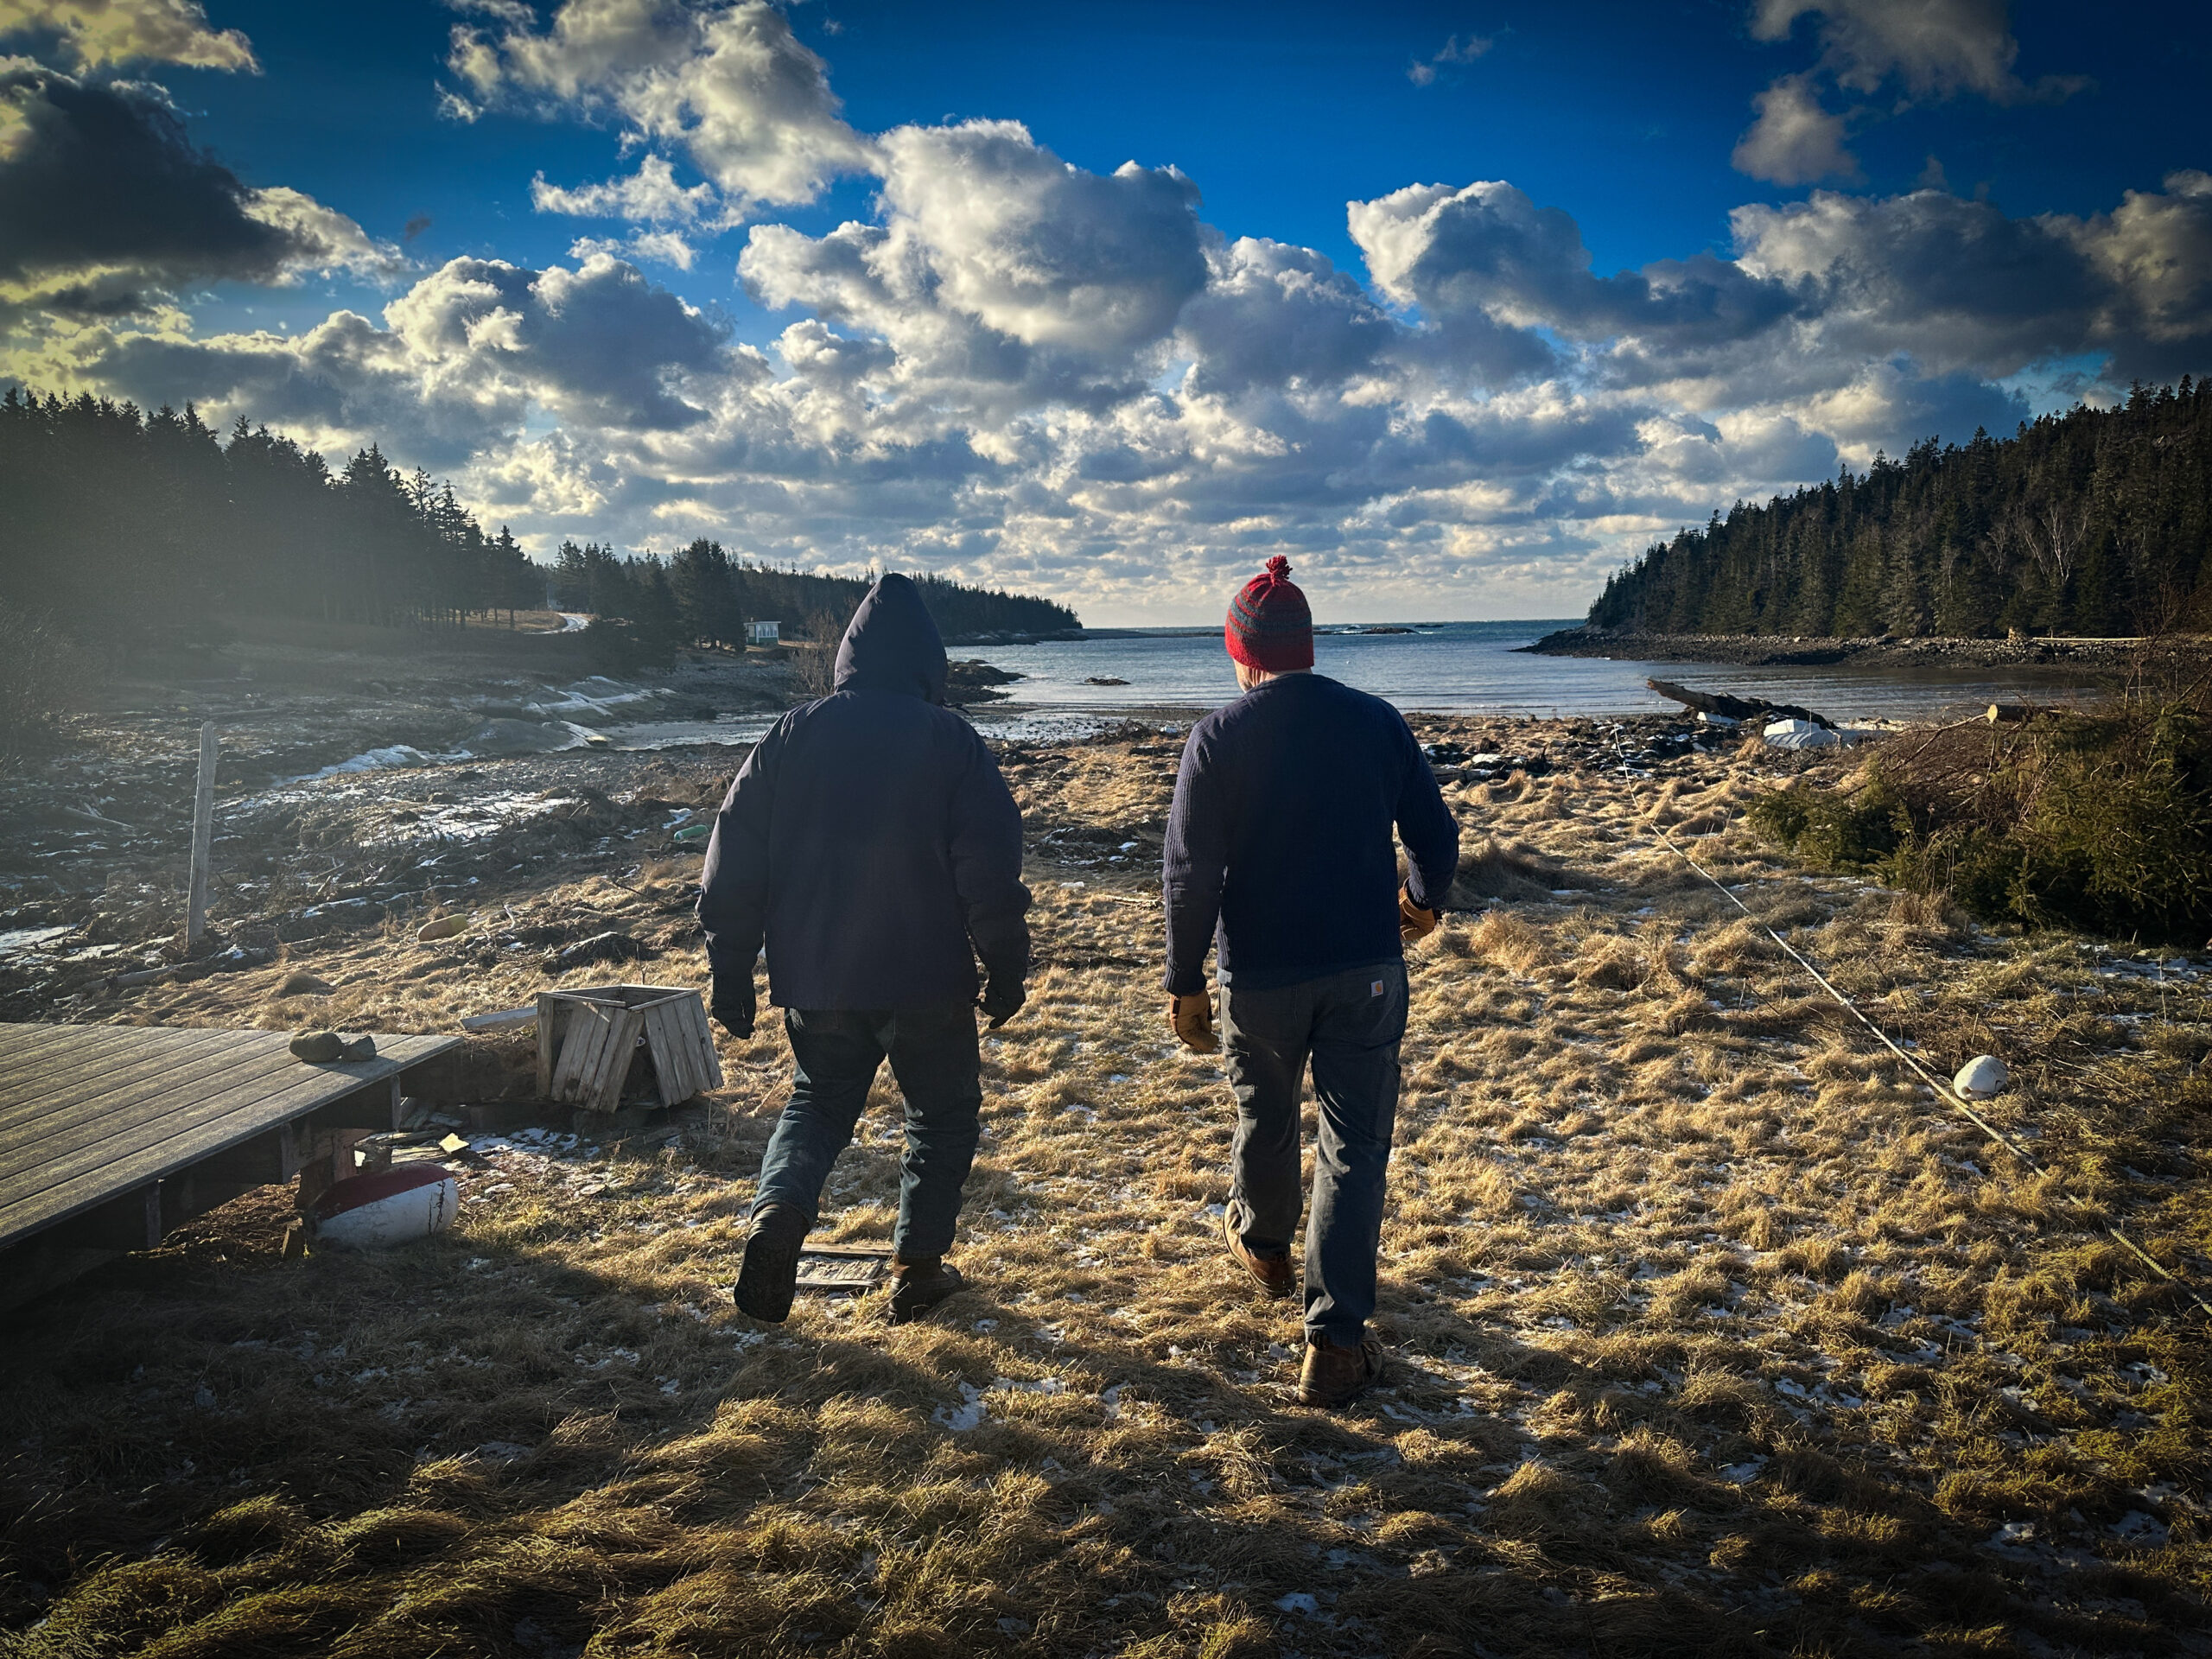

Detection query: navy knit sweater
xmin=1161 ymin=672 xmax=1460 ymax=995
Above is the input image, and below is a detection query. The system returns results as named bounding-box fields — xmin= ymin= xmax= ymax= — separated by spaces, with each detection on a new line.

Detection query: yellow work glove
xmin=1399 ymin=886 xmax=1440 ymax=944
xmin=1167 ymin=991 xmax=1219 ymax=1053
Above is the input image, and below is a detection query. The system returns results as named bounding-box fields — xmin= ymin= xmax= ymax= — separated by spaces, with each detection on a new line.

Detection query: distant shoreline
xmin=1522 ymin=626 xmax=2210 ymax=671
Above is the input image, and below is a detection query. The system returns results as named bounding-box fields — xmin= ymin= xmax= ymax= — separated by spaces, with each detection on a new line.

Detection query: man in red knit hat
xmin=1160 ymin=556 xmax=1459 ymax=1408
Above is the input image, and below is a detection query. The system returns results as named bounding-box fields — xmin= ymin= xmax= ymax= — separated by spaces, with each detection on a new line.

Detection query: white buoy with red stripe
xmin=308 ymin=1164 xmax=459 ymax=1249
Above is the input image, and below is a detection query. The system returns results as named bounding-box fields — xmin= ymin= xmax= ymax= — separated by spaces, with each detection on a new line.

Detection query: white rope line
xmin=1656 ymin=826 xmax=2212 ymax=1324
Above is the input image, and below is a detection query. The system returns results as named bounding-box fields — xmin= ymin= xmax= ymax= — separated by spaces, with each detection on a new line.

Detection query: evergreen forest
xmin=1586 ymin=378 xmax=2212 ymax=638
xmin=0 ymin=390 xmax=538 ymax=632
xmin=0 ymin=388 xmax=1079 ymax=645
xmin=545 ymin=538 xmax=1078 ymax=647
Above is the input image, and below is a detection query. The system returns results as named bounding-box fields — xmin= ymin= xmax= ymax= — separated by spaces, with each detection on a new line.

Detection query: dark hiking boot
xmin=731 ymin=1203 xmax=807 ymax=1323
xmin=1297 ymin=1333 xmax=1386 ymax=1408
xmin=887 ymin=1257 xmax=966 ymax=1325
xmin=1221 ymin=1205 xmax=1295 ymax=1299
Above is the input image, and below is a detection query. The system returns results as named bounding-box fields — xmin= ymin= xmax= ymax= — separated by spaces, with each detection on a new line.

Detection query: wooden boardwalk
xmin=0 ymin=1023 xmax=461 ymax=1304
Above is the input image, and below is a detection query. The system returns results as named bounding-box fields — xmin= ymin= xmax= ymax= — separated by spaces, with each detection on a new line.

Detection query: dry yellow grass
xmin=2 ymin=720 xmax=2208 ymax=1656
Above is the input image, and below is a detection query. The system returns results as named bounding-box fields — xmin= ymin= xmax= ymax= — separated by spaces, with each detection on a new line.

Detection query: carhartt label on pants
xmin=1371 ymin=980 xmax=1384 ymax=997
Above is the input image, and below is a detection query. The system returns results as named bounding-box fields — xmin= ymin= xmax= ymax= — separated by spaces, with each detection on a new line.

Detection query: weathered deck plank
xmin=0 ymin=1024 xmax=460 ymax=1251
xmin=2 ymin=1049 xmax=323 ymax=1194
xmin=0 ymin=1024 xmax=152 ymax=1084
xmin=10 ymin=1033 xmax=334 ymax=1143
xmin=0 ymin=1028 xmax=252 ymax=1133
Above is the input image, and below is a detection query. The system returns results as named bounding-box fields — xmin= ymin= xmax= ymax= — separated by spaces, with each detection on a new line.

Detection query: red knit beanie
xmin=1224 ymin=556 xmax=1313 ymax=672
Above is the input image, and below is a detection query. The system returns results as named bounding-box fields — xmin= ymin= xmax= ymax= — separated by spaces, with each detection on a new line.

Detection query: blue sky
xmin=3 ymin=0 xmax=2209 ymax=621
xmin=168 ymin=2 xmax=2205 ymax=328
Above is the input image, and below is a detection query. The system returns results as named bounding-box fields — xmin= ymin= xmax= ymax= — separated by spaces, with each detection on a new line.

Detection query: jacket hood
xmin=833 ymin=573 xmax=947 ymax=702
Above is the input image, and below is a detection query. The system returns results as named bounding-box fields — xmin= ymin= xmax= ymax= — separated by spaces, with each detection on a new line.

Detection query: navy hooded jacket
xmin=1162 ymin=671 xmax=1459 ymax=995
xmin=697 ymin=574 xmax=1031 ymax=1011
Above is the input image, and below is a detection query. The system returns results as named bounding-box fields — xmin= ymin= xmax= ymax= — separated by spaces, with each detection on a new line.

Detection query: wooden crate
xmin=535 ymin=985 xmax=725 ymax=1112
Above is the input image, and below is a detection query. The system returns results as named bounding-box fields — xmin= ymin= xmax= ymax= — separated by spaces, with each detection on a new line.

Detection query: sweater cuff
xmin=1407 ymin=864 xmax=1453 ymax=912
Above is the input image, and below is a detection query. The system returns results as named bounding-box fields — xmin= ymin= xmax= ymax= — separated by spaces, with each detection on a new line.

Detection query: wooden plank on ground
xmin=461 ymin=1006 xmax=537 ymax=1033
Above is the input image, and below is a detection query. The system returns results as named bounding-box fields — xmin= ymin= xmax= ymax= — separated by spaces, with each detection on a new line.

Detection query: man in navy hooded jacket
xmin=699 ymin=574 xmax=1030 ymax=1325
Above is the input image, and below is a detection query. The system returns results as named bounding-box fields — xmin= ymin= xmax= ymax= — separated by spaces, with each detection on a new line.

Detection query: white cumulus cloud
xmin=447 ymin=0 xmax=873 ymax=216
xmin=0 ymin=0 xmax=255 ymax=72
xmin=532 ymin=152 xmax=718 ymax=223
xmin=1731 ymin=73 xmax=1860 ymax=186
xmin=9 ymin=9 xmax=2205 ymax=624
xmin=1736 ymin=0 xmax=2088 ymax=186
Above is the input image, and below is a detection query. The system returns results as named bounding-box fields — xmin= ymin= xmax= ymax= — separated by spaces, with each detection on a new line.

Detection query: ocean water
xmin=963 ymin=620 xmax=2110 ymax=724
xmin=594 ymin=620 xmax=2113 ymax=750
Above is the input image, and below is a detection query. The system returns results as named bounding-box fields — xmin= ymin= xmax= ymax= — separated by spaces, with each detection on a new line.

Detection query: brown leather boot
xmin=1297 ymin=1332 xmax=1385 ymax=1408
xmin=887 ymin=1256 xmax=967 ymax=1325
xmin=732 ymin=1203 xmax=807 ymax=1323
xmin=1221 ymin=1206 xmax=1295 ymax=1299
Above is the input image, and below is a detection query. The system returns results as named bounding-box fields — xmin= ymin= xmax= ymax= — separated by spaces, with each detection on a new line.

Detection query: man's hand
xmin=710 ymin=982 xmax=756 ymax=1039
xmin=1399 ymin=886 xmax=1440 ymax=944
xmin=979 ymin=973 xmax=1026 ymax=1028
xmin=1167 ymin=991 xmax=1219 ymax=1053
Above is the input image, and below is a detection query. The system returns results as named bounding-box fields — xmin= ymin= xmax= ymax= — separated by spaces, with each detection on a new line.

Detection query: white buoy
xmin=308 ymin=1165 xmax=459 ymax=1249
xmin=1954 ymin=1055 xmax=2009 ymax=1100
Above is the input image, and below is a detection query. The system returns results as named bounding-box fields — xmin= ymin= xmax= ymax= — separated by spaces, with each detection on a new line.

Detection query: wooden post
xmin=185 ymin=721 xmax=217 ymax=948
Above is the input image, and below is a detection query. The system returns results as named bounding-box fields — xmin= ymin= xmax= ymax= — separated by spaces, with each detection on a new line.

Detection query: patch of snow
xmin=0 ymin=925 xmax=73 ymax=956
xmin=290 ymin=744 xmax=451 ymax=782
xmin=2112 ymin=1510 xmax=2169 ymax=1545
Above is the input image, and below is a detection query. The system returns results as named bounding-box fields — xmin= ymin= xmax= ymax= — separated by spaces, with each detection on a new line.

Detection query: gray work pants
xmin=1220 ymin=960 xmax=1407 ymax=1344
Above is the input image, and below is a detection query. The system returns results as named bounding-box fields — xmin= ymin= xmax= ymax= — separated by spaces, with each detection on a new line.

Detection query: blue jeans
xmin=753 ymin=1004 xmax=982 ymax=1261
xmin=1221 ymin=961 xmax=1407 ymax=1345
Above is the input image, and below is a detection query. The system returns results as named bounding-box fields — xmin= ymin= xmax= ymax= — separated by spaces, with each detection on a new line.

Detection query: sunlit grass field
xmin=3 ymin=729 xmax=2207 ymax=1656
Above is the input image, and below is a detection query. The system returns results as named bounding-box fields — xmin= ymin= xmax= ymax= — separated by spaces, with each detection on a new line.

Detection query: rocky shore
xmin=1527 ymin=624 xmax=2209 ymax=671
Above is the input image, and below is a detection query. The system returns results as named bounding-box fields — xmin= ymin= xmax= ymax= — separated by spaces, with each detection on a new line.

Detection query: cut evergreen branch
xmin=1749 ymin=696 xmax=2212 ymax=944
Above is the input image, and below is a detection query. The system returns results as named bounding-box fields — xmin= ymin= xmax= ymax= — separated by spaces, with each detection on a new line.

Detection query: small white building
xmin=747 ymin=620 xmax=780 ymax=645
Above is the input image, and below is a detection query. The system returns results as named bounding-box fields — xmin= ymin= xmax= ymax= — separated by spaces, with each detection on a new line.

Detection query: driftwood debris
xmin=1647 ymin=679 xmax=1835 ymax=731
xmin=461 ymin=1005 xmax=539 ymax=1033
